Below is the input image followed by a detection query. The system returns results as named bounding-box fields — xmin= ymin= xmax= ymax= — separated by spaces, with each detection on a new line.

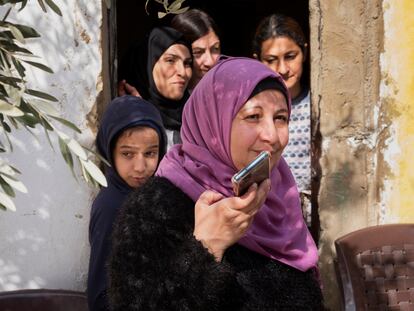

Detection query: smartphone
xmin=231 ymin=151 xmax=271 ymax=196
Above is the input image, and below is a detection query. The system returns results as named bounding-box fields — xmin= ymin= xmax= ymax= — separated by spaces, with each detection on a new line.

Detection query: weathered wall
xmin=380 ymin=1 xmax=414 ymax=222
xmin=309 ymin=0 xmax=383 ymax=308
xmin=311 ymin=0 xmax=414 ymax=309
xmin=0 ymin=1 xmax=107 ymax=291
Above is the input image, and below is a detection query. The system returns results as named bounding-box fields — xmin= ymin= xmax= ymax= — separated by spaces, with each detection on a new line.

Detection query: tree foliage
xmin=145 ymin=0 xmax=189 ymax=18
xmin=0 ymin=0 xmax=107 ymax=211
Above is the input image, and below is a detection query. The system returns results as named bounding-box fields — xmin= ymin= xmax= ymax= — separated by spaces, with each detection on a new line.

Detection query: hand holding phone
xmin=231 ymin=151 xmax=270 ymax=196
xmin=195 ymin=175 xmax=270 ymax=261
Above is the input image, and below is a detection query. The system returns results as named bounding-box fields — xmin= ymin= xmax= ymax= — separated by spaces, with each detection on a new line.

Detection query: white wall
xmin=0 ymin=1 xmax=104 ymax=291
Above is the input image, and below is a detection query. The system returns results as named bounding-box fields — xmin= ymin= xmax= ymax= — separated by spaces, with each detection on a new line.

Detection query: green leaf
xmin=15 ymin=114 xmax=39 ymax=128
xmin=1 ymin=173 xmax=27 ymax=193
xmin=40 ymin=118 xmax=54 ymax=150
xmin=49 ymin=115 xmax=81 ymax=133
xmin=40 ymin=116 xmax=53 ymax=131
xmin=44 ymin=0 xmax=62 ymax=16
xmin=158 ymin=11 xmax=167 ymax=18
xmin=18 ymin=0 xmax=28 ymax=11
xmin=22 ymin=60 xmax=53 ymax=73
xmin=6 ymin=85 xmax=24 ymax=107
xmin=0 ymin=50 xmax=11 ymax=70
xmin=67 ymin=138 xmax=88 ymax=161
xmin=58 ymin=135 xmax=75 ymax=177
xmin=0 ymin=191 xmax=16 ymax=211
xmin=0 ymin=176 xmax=16 ymax=197
xmin=0 ymin=161 xmax=14 ymax=175
xmin=0 ymin=85 xmax=8 ymax=97
xmin=13 ymin=24 xmax=40 ymax=38
xmin=83 ymin=145 xmax=111 ymax=167
xmin=1 ymin=119 xmax=11 ymax=132
xmin=9 ymin=165 xmax=21 ymax=174
xmin=11 ymin=57 xmax=26 ymax=78
xmin=172 ymin=7 xmax=189 ymax=14
xmin=80 ymin=161 xmax=89 ymax=183
xmin=19 ymin=99 xmax=40 ymax=116
xmin=168 ymin=0 xmax=184 ymax=11
xmin=25 ymin=89 xmax=58 ymax=102
xmin=7 ymin=115 xmax=19 ymax=129
xmin=1 ymin=40 xmax=32 ymax=54
xmin=0 ymin=162 xmax=21 ymax=175
xmin=81 ymin=159 xmax=107 ymax=187
xmin=0 ymin=99 xmax=24 ymax=116
xmin=3 ymin=129 xmax=13 ymax=151
xmin=0 ymin=141 xmax=6 ymax=152
xmin=0 ymin=76 xmax=23 ymax=88
xmin=0 ymin=0 xmax=27 ymax=5
xmin=37 ymin=0 xmax=47 ymax=13
xmin=8 ymin=24 xmax=25 ymax=43
xmin=57 ymin=130 xmax=87 ymax=161
xmin=27 ymin=99 xmax=58 ymax=116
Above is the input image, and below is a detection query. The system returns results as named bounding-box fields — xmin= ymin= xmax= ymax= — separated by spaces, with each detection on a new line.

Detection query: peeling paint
xmin=80 ymin=29 xmax=91 ymax=44
xmin=321 ymin=137 xmax=331 ymax=153
xmin=381 ymin=0 xmax=414 ymax=221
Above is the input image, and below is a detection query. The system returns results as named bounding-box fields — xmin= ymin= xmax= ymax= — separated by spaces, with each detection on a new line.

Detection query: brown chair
xmin=335 ymin=224 xmax=414 ymax=311
xmin=0 ymin=289 xmax=88 ymax=311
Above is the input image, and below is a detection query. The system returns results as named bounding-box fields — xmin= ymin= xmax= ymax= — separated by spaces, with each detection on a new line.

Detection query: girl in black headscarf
xmin=118 ymin=27 xmax=192 ymax=148
xmin=87 ymin=95 xmax=166 ymax=311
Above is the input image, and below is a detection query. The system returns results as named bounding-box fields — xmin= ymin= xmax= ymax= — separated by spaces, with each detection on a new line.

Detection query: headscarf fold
xmin=156 ymin=57 xmax=318 ymax=272
xmin=119 ymin=27 xmax=192 ymax=131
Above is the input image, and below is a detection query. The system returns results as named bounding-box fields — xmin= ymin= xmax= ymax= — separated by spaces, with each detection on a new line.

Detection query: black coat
xmin=109 ymin=177 xmax=324 ymax=311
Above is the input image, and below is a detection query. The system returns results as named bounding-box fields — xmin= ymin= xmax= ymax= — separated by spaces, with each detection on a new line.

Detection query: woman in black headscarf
xmin=118 ymin=27 xmax=193 ymax=148
xmin=87 ymin=95 xmax=167 ymax=311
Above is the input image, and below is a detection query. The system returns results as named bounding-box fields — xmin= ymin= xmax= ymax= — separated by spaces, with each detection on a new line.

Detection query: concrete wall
xmin=0 ymin=1 xmax=107 ymax=291
xmin=310 ymin=0 xmax=414 ymax=308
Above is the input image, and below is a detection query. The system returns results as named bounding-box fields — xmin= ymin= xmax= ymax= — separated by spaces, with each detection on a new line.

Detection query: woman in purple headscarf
xmin=108 ymin=57 xmax=323 ymax=311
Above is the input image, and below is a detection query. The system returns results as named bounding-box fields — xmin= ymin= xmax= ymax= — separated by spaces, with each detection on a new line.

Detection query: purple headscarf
xmin=156 ymin=57 xmax=318 ymax=272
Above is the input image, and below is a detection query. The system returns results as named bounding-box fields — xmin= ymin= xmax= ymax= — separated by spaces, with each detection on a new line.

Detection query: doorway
xmin=116 ymin=0 xmax=309 ymax=64
xmin=113 ymin=0 xmax=318 ymax=240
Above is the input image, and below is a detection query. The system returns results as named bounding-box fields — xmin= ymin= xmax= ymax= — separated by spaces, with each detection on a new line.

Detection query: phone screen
xmin=231 ymin=151 xmax=270 ymax=196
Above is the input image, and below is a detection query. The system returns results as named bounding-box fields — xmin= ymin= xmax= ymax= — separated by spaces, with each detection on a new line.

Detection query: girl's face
xmin=190 ymin=30 xmax=220 ymax=86
xmin=113 ymin=127 xmax=160 ymax=188
xmin=259 ymin=36 xmax=305 ymax=99
xmin=153 ymin=44 xmax=192 ymax=100
xmin=230 ymin=89 xmax=289 ymax=171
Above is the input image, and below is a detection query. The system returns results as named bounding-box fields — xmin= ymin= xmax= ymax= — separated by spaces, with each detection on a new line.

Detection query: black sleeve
xmin=108 ymin=177 xmax=242 ymax=311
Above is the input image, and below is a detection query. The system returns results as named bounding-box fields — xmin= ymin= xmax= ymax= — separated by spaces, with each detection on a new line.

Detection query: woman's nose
xmin=202 ymin=51 xmax=215 ymax=68
xmin=261 ymin=119 xmax=278 ymax=144
xmin=176 ymin=61 xmax=185 ymax=76
xmin=277 ymin=60 xmax=289 ymax=76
